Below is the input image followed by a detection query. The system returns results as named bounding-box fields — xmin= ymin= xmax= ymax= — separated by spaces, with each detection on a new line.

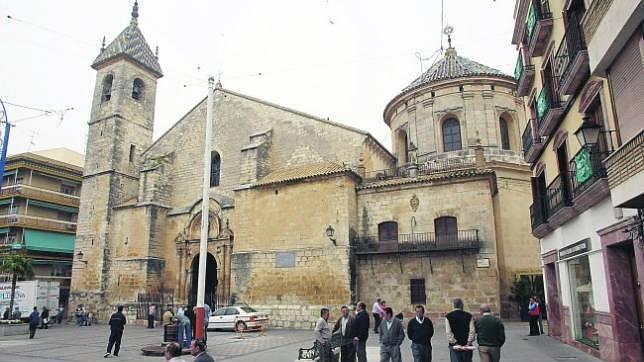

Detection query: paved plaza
xmin=0 ymin=321 xmax=600 ymax=361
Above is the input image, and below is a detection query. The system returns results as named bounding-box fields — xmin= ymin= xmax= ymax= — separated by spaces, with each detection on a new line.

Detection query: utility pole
xmin=194 ymin=76 xmax=215 ymax=341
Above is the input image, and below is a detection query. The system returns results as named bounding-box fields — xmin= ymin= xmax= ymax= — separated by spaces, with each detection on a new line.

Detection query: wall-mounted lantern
xmin=326 ymin=225 xmax=337 ymax=246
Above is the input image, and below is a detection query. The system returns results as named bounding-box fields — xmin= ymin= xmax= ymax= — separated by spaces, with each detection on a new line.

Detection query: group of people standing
xmin=75 ymin=304 xmax=93 ymax=326
xmin=527 ymin=296 xmax=544 ymax=336
xmin=314 ymin=298 xmax=506 ymax=362
xmin=161 ymin=304 xmax=211 ymax=349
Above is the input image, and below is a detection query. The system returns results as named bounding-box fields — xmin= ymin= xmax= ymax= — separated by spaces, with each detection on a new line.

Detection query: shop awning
xmin=24 ymin=229 xmax=75 ymax=254
xmin=0 ymin=228 xmax=9 ymax=234
xmin=31 ymin=259 xmax=72 ymax=265
xmin=0 ymin=199 xmax=13 ymax=206
xmin=29 ymin=200 xmax=78 ymax=214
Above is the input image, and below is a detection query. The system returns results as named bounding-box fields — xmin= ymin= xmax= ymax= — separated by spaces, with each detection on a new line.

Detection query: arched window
xmin=434 ymin=216 xmax=457 ymax=243
xmin=101 ymin=74 xmax=113 ymax=103
xmin=500 ymin=117 xmax=511 ymax=150
xmin=396 ymin=129 xmax=409 ymax=164
xmin=210 ymin=151 xmax=221 ymax=187
xmin=378 ymin=221 xmax=398 ymax=242
xmin=132 ymin=78 xmax=144 ymax=100
xmin=442 ymin=118 xmax=462 ymax=151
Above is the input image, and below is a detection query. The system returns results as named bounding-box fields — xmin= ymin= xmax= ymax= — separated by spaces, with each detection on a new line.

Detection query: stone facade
xmin=70 ymin=5 xmax=540 ymax=326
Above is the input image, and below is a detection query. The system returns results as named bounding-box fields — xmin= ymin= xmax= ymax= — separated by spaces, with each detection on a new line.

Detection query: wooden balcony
xmin=522 ymin=120 xmax=543 ymax=163
xmin=536 ymin=85 xmax=564 ymax=137
xmin=525 ymin=0 xmax=553 ymax=58
xmin=0 ymin=185 xmax=80 ymax=208
xmin=545 ymin=174 xmax=576 ymax=228
xmin=353 ymin=229 xmax=480 ymax=255
xmin=0 ymin=214 xmax=77 ymax=234
xmin=530 ymin=202 xmax=551 ymax=239
xmin=555 ymin=22 xmax=589 ymax=96
xmin=515 ymin=54 xmax=535 ymax=97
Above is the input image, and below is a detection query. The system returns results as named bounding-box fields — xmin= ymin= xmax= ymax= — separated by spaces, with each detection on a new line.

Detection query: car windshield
xmin=240 ymin=306 xmax=257 ymax=313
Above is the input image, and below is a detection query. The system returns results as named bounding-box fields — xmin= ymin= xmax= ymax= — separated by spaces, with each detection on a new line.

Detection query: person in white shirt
xmin=372 ymin=298 xmax=384 ymax=333
xmin=314 ymin=308 xmax=332 ymax=362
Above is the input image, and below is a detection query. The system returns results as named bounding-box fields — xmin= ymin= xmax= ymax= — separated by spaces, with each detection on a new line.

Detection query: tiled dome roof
xmin=401 ymin=47 xmax=512 ymax=92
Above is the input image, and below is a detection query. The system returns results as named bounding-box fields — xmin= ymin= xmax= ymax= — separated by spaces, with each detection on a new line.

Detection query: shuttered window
xmin=378 ymin=221 xmax=398 ymax=242
xmin=435 ymin=216 xmax=457 ymax=243
xmin=410 ymin=279 xmax=426 ymax=304
xmin=608 ymin=30 xmax=644 ymax=143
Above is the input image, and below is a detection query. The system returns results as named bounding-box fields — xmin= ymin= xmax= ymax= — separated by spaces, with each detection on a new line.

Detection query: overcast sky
xmin=0 ymin=0 xmax=517 ymax=157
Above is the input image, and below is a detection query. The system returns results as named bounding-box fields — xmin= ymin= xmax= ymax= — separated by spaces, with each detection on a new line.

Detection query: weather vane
xmin=444 ymin=25 xmax=454 ymax=48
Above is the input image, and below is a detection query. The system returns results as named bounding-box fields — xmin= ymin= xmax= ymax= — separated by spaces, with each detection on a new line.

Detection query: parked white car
xmin=207 ymin=305 xmax=269 ymax=332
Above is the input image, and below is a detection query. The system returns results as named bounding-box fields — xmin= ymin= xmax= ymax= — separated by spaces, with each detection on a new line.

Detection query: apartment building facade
xmin=513 ymin=0 xmax=643 ymax=360
xmin=0 ymin=148 xmax=83 ymax=310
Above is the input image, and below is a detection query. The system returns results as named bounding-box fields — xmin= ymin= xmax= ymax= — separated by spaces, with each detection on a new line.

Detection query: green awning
xmin=3 ymin=170 xmax=16 ymax=177
xmin=31 ymin=259 xmax=72 ymax=265
xmin=28 ymin=200 xmax=78 ymax=214
xmin=24 ymin=229 xmax=75 ymax=254
xmin=0 ymin=228 xmax=9 ymax=234
xmin=0 ymin=199 xmax=13 ymax=206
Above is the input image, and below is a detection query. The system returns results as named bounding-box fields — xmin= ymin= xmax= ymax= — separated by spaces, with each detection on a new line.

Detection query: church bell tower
xmin=70 ymin=0 xmax=163 ymax=318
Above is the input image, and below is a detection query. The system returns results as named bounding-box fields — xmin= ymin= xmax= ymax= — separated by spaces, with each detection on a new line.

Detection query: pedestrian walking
xmin=474 ymin=304 xmax=505 ymax=362
xmin=12 ymin=306 xmax=21 ymax=320
xmin=75 ymin=305 xmax=83 ymax=326
xmin=3 ymin=307 xmax=9 ymax=320
xmin=40 ymin=306 xmax=49 ymax=329
xmin=407 ymin=305 xmax=434 ymax=362
xmin=148 ymin=304 xmax=156 ymax=328
xmin=191 ymin=339 xmax=216 ymax=362
xmin=56 ymin=306 xmax=64 ymax=324
xmin=104 ymin=305 xmax=127 ymax=358
xmin=528 ymin=297 xmax=540 ymax=336
xmin=353 ymin=301 xmax=370 ymax=362
xmin=164 ymin=342 xmax=187 ymax=362
xmin=332 ymin=305 xmax=356 ymax=362
xmin=314 ymin=307 xmax=332 ymax=362
xmin=372 ymin=298 xmax=384 ymax=334
xmin=379 ymin=307 xmax=405 ymax=362
xmin=446 ymin=298 xmax=475 ymax=362
xmin=177 ymin=307 xmax=192 ymax=349
xmin=185 ymin=305 xmax=196 ymax=339
xmin=28 ymin=307 xmax=40 ymax=339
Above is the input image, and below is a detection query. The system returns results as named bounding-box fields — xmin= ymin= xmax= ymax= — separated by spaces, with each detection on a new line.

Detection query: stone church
xmin=71 ymin=3 xmax=540 ymax=326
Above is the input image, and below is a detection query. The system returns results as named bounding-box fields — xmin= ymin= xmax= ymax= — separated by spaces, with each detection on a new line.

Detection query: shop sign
xmin=559 ymin=238 xmax=590 ymax=260
xmin=575 ymin=147 xmax=592 ymax=184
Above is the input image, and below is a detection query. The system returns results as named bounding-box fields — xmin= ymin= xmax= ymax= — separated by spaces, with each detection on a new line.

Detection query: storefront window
xmin=568 ymin=255 xmax=599 ymax=349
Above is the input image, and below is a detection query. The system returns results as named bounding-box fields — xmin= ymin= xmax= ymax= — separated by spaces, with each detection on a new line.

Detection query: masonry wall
xmin=355 ymin=177 xmax=501 ymax=316
xmin=231 ymin=175 xmax=357 ymax=327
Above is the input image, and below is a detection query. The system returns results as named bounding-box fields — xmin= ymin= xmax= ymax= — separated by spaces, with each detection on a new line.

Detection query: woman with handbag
xmin=528 ymin=297 xmax=541 ymax=336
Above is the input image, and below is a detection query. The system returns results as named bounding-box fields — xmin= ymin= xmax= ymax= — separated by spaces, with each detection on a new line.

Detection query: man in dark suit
xmin=353 ymin=301 xmax=370 ymax=362
xmin=333 ymin=305 xmax=356 ymax=362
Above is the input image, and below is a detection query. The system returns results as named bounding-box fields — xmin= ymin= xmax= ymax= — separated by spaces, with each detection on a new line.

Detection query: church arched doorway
xmin=189 ymin=253 xmax=218 ymax=308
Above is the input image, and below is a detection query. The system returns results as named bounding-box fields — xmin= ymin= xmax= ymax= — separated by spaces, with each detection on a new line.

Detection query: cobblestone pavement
xmin=0 ymin=322 xmax=600 ymax=361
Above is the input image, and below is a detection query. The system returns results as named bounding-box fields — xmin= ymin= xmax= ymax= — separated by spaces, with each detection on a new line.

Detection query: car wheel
xmin=235 ymin=321 xmax=247 ymax=332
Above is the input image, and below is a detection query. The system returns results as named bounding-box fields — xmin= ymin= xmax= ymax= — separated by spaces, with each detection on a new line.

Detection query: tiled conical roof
xmin=91 ymin=1 xmax=163 ymax=78
xmin=402 ymin=47 xmax=511 ymax=92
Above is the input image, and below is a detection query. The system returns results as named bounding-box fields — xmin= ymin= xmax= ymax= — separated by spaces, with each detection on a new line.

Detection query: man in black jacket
xmin=332 ymin=305 xmax=356 ymax=362
xmin=407 ymin=305 xmax=434 ymax=362
xmin=445 ymin=298 xmax=475 ymax=362
xmin=353 ymin=301 xmax=370 ymax=362
xmin=104 ymin=305 xmax=127 ymax=358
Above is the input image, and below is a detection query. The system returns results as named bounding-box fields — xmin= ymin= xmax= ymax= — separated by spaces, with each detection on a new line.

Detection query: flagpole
xmin=195 ymin=76 xmax=215 ymax=341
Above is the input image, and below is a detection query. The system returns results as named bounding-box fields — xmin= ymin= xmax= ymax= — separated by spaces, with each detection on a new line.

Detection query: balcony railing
xmin=0 ymin=184 xmax=80 ymax=208
xmin=536 ymin=83 xmax=563 ymax=137
xmin=0 ymin=214 xmax=77 ymax=234
xmin=515 ymin=53 xmax=536 ymax=97
xmin=555 ymin=21 xmax=589 ymax=96
xmin=570 ymin=145 xmax=607 ymax=198
xmin=546 ymin=174 xmax=572 ymax=216
xmin=522 ymin=120 xmax=543 ymax=163
xmin=525 ymin=0 xmax=553 ymax=57
xmin=363 ymin=156 xmax=476 ymax=182
xmin=353 ymin=229 xmax=480 ymax=255
xmin=530 ymin=202 xmax=547 ymax=231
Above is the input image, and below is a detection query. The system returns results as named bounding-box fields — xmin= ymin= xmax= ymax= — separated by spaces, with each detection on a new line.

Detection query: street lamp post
xmin=194 ymin=76 xmax=215 ymax=341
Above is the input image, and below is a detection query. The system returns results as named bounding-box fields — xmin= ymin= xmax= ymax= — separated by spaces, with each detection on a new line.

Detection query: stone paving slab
xmin=0 ymin=322 xmax=601 ymax=361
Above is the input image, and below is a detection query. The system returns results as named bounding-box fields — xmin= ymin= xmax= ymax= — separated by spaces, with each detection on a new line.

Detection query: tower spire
xmin=131 ymin=0 xmax=139 ymax=24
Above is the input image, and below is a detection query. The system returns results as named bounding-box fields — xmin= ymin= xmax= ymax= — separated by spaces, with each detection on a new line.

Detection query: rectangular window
xmin=568 ymin=255 xmax=599 ymax=349
xmin=410 ymin=278 xmax=426 ymax=304
xmin=129 ymin=145 xmax=136 ymax=163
